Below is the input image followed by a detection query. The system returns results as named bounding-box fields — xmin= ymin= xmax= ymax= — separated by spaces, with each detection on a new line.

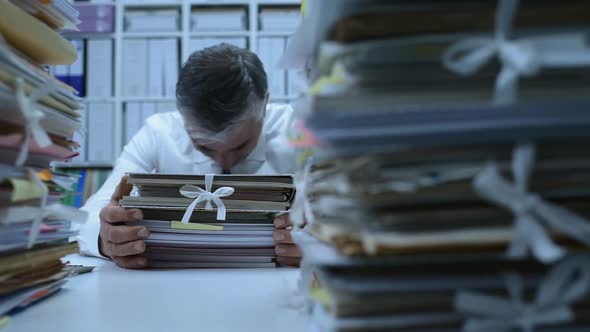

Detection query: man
xmin=77 ymin=44 xmax=302 ymax=268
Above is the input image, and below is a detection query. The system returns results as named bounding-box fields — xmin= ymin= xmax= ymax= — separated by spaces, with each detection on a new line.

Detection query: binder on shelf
xmin=122 ymin=39 xmax=148 ymax=97
xmin=87 ymin=103 xmax=114 ymax=162
xmin=86 ymin=39 xmax=113 ymax=97
xmin=125 ymin=102 xmax=142 ymax=144
xmin=191 ymin=7 xmax=247 ymax=32
xmin=125 ymin=9 xmax=179 ymax=32
xmin=258 ymin=37 xmax=286 ymax=97
xmin=148 ymin=39 xmax=165 ymax=97
xmin=76 ymin=3 xmax=115 ymax=34
xmin=259 ymin=7 xmax=301 ymax=32
xmin=163 ymin=38 xmax=178 ymax=97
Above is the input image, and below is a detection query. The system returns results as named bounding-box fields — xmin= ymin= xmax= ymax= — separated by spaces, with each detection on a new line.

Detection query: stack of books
xmin=285 ymin=0 xmax=590 ymax=331
xmin=121 ymin=173 xmax=295 ymax=268
xmin=0 ymin=0 xmax=86 ymax=318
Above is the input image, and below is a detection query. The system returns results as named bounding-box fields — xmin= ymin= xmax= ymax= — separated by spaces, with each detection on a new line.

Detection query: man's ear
xmin=261 ymin=93 xmax=269 ymax=118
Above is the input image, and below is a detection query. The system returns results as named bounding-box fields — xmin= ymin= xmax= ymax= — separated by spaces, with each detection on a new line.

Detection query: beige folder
xmin=0 ymin=0 xmax=77 ymax=65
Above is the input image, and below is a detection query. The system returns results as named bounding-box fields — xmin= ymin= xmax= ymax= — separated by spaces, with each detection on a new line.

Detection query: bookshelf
xmin=54 ymin=0 xmax=301 ymax=169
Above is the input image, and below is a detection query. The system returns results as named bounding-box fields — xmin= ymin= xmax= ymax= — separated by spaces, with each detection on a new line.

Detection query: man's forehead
xmin=189 ymin=116 xmax=261 ymax=148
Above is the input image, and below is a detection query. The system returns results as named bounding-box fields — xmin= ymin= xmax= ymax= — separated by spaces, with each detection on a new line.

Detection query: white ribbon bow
xmin=291 ymin=163 xmax=314 ymax=227
xmin=473 ymin=144 xmax=590 ymax=263
xmin=179 ymin=174 xmax=235 ymax=222
xmin=455 ymin=256 xmax=590 ymax=332
xmin=15 ymin=78 xmax=54 ymax=167
xmin=442 ymin=0 xmax=590 ymax=105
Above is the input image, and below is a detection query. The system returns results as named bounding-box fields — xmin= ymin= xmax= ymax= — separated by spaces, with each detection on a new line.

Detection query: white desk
xmin=5 ymin=255 xmax=308 ymax=332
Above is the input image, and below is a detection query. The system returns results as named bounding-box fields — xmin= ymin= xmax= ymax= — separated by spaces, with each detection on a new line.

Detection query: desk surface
xmin=5 ymin=255 xmax=308 ymax=332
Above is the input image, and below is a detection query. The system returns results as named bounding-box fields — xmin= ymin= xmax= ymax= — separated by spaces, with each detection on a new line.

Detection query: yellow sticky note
xmin=170 ymin=221 xmax=223 ymax=231
xmin=0 ymin=316 xmax=10 ymax=330
xmin=8 ymin=178 xmax=44 ymax=202
xmin=310 ymin=287 xmax=331 ymax=308
xmin=37 ymin=169 xmax=52 ymax=182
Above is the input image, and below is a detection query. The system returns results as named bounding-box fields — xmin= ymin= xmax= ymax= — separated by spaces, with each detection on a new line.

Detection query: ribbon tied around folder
xmin=455 ymin=256 xmax=590 ymax=332
xmin=442 ymin=0 xmax=590 ymax=105
xmin=291 ymin=163 xmax=314 ymax=227
xmin=473 ymin=144 xmax=590 ymax=263
xmin=15 ymin=78 xmax=54 ymax=167
xmin=179 ymin=174 xmax=235 ymax=222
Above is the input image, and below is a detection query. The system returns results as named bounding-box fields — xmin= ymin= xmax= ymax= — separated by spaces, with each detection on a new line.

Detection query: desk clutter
xmin=285 ymin=0 xmax=590 ymax=331
xmin=121 ymin=173 xmax=295 ymax=268
xmin=0 ymin=0 xmax=86 ymax=319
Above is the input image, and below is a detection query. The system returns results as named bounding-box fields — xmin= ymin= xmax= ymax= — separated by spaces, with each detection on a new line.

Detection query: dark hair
xmin=176 ymin=43 xmax=268 ymax=133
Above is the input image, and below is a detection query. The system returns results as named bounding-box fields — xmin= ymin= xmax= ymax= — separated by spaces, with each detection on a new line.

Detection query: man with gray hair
xmin=77 ymin=44 xmax=302 ymax=268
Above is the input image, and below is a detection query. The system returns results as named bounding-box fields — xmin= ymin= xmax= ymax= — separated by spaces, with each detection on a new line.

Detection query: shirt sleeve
xmin=75 ymin=123 xmax=158 ymax=258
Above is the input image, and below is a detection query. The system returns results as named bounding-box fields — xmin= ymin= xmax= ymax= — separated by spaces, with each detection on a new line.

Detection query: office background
xmin=52 ymin=0 xmax=302 ymax=204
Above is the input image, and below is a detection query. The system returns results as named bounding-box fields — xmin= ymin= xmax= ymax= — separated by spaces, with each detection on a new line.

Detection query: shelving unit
xmin=56 ymin=0 xmax=301 ymax=169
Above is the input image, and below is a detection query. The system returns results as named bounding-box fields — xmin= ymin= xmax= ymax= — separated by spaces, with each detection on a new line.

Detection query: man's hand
xmin=99 ymin=176 xmax=149 ymax=269
xmin=273 ymin=214 xmax=302 ymax=267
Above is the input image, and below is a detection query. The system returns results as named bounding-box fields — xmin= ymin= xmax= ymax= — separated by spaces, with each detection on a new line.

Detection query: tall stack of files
xmin=0 ymin=0 xmax=87 ymax=318
xmin=9 ymin=0 xmax=81 ymax=31
xmin=284 ymin=0 xmax=590 ymax=331
xmin=120 ymin=174 xmax=295 ymax=268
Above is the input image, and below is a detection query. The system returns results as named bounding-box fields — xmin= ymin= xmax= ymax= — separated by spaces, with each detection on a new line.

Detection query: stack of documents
xmin=0 ymin=0 xmax=87 ymax=318
xmin=9 ymin=0 xmax=80 ymax=31
xmin=284 ymin=0 xmax=590 ymax=331
xmin=121 ymin=173 xmax=295 ymax=268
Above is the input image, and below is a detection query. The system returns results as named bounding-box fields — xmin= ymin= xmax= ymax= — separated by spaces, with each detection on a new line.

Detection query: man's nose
xmin=214 ymin=153 xmax=236 ymax=172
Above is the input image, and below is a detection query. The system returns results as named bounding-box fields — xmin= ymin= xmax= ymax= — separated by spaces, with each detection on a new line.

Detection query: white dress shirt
xmin=77 ymin=103 xmax=297 ymax=258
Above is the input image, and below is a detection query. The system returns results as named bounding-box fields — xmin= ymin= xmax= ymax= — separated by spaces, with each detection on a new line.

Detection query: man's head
xmin=176 ymin=43 xmax=269 ymax=172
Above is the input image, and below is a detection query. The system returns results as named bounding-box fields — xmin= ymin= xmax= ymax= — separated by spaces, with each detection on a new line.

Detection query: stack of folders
xmin=9 ymin=0 xmax=80 ymax=31
xmin=285 ymin=0 xmax=590 ymax=331
xmin=121 ymin=174 xmax=295 ymax=268
xmin=0 ymin=0 xmax=87 ymax=318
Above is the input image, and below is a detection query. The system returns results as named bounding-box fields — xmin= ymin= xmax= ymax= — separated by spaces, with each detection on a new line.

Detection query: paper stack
xmin=121 ymin=173 xmax=295 ymax=268
xmin=0 ymin=0 xmax=87 ymax=318
xmin=285 ymin=0 xmax=590 ymax=331
xmin=9 ymin=0 xmax=80 ymax=31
